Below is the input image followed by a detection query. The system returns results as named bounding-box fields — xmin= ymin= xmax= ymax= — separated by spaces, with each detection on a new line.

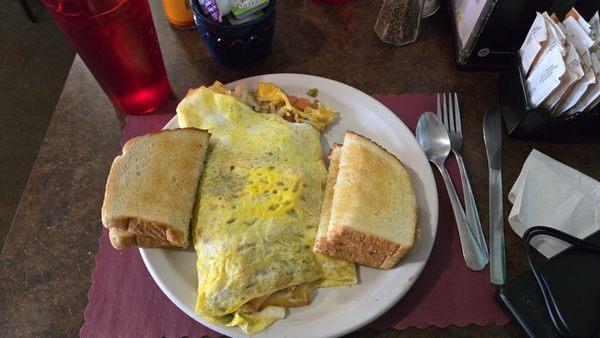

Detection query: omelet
xmin=177 ymin=85 xmax=356 ymax=334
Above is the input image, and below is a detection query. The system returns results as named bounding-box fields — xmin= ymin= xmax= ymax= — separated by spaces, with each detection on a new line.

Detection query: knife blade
xmin=483 ymin=105 xmax=505 ymax=285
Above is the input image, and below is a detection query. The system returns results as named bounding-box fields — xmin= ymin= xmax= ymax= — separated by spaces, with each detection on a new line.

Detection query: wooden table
xmin=2 ymin=1 xmax=599 ymax=336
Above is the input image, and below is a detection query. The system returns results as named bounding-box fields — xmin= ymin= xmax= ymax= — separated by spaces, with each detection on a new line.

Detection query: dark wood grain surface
xmin=1 ymin=0 xmax=599 ymax=337
xmin=0 ymin=0 xmax=74 ymax=249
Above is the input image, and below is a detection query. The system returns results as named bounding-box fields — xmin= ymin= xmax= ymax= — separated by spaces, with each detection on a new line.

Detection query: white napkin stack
xmin=508 ymin=149 xmax=600 ymax=258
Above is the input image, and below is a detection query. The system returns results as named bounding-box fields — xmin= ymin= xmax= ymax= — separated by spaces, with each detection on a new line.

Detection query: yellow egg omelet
xmin=177 ymin=85 xmax=356 ymax=334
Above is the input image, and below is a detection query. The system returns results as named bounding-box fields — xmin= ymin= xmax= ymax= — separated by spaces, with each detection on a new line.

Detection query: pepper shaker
xmin=374 ymin=0 xmax=426 ymax=46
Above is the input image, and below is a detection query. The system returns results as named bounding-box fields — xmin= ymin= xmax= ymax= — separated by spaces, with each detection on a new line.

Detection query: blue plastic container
xmin=191 ymin=0 xmax=276 ymax=67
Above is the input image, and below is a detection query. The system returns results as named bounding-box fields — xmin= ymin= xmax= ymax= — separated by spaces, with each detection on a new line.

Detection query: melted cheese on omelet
xmin=177 ymin=86 xmax=356 ymax=334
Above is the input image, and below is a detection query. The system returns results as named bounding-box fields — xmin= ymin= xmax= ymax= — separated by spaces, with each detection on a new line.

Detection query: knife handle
xmin=437 ymin=163 xmax=488 ymax=271
xmin=489 ymin=168 xmax=505 ymax=285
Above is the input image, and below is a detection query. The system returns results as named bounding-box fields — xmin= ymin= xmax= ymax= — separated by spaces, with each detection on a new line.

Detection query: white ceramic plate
xmin=140 ymin=74 xmax=439 ymax=338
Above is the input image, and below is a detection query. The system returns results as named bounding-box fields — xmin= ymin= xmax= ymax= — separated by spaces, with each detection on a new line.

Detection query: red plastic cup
xmin=41 ymin=0 xmax=172 ymax=115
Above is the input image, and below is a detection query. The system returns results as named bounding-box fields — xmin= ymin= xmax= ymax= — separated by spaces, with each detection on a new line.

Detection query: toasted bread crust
xmin=106 ymin=216 xmax=188 ymax=248
xmin=314 ymin=145 xmax=342 ymax=248
xmin=119 ymin=127 xmax=210 ymax=155
xmin=314 ymin=226 xmax=415 ymax=269
xmin=326 ymin=226 xmax=413 ymax=269
xmin=313 ymin=237 xmax=339 ymax=257
xmin=108 ymin=228 xmax=172 ymax=249
xmin=128 ymin=217 xmax=187 ymax=247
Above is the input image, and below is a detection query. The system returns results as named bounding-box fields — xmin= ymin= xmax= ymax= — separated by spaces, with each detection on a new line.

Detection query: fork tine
xmin=436 ymin=93 xmax=442 ymax=120
xmin=454 ymin=93 xmax=462 ymax=133
xmin=447 ymin=92 xmax=455 ymax=132
xmin=442 ymin=93 xmax=448 ymax=128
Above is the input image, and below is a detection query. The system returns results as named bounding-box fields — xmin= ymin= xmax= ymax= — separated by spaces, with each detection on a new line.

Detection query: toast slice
xmin=314 ymin=131 xmax=417 ymax=269
xmin=102 ymin=128 xmax=210 ymax=249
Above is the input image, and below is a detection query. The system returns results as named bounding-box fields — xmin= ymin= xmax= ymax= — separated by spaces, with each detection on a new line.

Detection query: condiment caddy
xmin=498 ymin=56 xmax=600 ymax=140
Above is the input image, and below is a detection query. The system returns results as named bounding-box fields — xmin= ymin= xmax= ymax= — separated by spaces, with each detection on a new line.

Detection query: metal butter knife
xmin=483 ymin=105 xmax=505 ymax=285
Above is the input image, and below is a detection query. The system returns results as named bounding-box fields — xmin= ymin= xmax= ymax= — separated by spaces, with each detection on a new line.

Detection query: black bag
xmin=498 ymin=226 xmax=600 ymax=337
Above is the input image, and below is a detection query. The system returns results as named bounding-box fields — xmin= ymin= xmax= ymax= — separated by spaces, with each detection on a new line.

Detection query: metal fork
xmin=438 ymin=93 xmax=489 ymax=257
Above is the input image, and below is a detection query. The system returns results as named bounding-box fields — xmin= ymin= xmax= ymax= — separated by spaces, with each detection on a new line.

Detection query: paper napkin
xmin=508 ymin=149 xmax=600 ymax=258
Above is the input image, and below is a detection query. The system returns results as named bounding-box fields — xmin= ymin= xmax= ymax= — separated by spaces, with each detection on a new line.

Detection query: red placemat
xmin=80 ymin=94 xmax=509 ymax=338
